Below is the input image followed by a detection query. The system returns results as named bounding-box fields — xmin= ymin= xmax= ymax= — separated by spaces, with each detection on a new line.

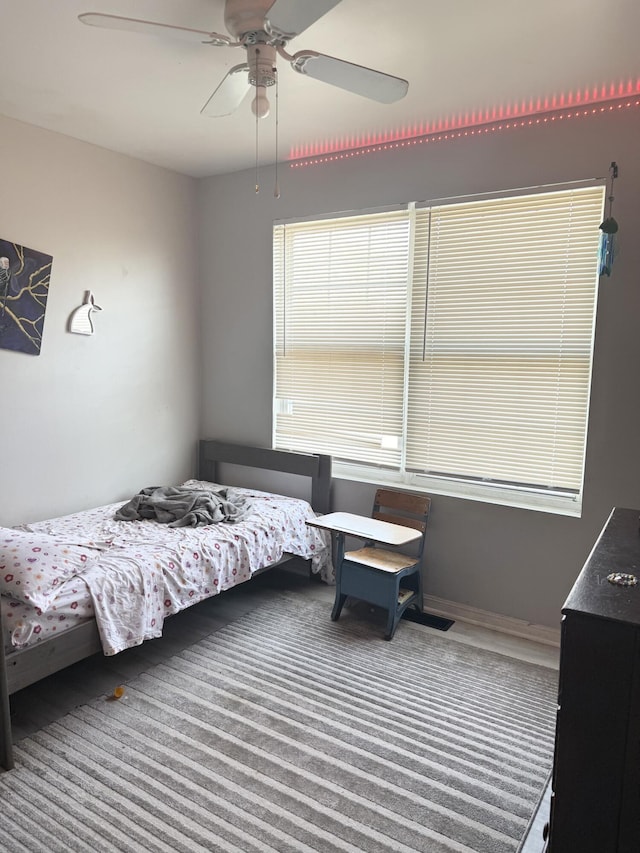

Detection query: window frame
xmin=273 ymin=184 xmax=605 ymax=516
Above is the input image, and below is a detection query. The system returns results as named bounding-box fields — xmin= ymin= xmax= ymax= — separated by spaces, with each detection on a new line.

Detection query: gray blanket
xmin=114 ymin=486 xmax=248 ymax=528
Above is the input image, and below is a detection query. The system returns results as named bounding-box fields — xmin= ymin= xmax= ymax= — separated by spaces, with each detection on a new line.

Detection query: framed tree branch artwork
xmin=0 ymin=238 xmax=53 ymax=356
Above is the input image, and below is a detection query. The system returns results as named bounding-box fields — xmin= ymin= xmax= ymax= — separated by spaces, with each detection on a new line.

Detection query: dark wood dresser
xmin=520 ymin=506 xmax=640 ymax=852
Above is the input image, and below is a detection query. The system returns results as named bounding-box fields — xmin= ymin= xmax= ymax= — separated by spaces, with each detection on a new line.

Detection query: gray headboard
xmin=198 ymin=440 xmax=332 ymax=515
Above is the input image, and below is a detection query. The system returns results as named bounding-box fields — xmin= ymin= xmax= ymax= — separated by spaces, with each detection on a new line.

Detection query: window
xmin=273 ymin=186 xmax=604 ymax=515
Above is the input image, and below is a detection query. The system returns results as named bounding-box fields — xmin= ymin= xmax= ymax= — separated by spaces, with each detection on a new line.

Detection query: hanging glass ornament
xmin=599 ymin=162 xmax=618 ymax=277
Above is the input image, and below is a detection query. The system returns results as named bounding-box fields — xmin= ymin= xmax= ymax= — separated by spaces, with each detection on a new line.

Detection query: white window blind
xmin=274 ymin=210 xmax=411 ymax=467
xmin=274 ymin=185 xmax=604 ymax=508
xmin=408 ymin=187 xmax=604 ymax=494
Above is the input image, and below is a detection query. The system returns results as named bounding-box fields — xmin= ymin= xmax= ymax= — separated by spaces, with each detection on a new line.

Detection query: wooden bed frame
xmin=0 ymin=440 xmax=332 ymax=770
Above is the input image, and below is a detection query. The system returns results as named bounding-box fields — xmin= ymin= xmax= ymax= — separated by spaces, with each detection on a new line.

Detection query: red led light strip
xmin=288 ymin=81 xmax=640 ymax=169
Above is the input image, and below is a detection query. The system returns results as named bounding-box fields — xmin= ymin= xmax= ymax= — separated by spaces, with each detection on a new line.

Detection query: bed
xmin=0 ymin=440 xmax=332 ymax=770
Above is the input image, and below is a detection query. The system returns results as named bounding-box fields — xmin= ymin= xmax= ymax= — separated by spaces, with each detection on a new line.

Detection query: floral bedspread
xmin=16 ymin=482 xmax=331 ymax=655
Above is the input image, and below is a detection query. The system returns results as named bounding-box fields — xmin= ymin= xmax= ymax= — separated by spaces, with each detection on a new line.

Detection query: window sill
xmin=333 ymin=462 xmax=582 ymax=518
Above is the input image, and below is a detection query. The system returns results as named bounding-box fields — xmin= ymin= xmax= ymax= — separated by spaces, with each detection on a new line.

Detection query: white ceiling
xmin=2 ymin=0 xmax=639 ymax=178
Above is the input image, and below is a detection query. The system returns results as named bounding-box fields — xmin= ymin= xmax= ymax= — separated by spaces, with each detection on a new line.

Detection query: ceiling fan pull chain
xmin=274 ymin=67 xmax=280 ymax=199
xmin=255 ymin=106 xmax=260 ymax=193
xmin=255 ymin=48 xmax=260 ymax=194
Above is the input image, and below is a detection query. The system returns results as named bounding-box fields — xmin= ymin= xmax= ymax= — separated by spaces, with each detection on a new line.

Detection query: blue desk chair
xmin=331 ymin=489 xmax=431 ymax=640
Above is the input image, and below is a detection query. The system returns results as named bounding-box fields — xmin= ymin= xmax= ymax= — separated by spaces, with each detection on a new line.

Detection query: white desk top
xmin=307 ymin=511 xmax=421 ymax=547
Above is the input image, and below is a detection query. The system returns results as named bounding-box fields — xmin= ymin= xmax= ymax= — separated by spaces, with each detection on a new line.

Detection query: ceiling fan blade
xmin=290 ymin=51 xmax=409 ymax=103
xmin=78 ymin=13 xmax=232 ymax=46
xmin=201 ymin=64 xmax=251 ymax=116
xmin=265 ymin=0 xmax=343 ymax=40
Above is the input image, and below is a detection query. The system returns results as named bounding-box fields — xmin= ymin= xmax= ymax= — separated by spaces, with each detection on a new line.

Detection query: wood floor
xmin=8 ymin=561 xmax=559 ymax=742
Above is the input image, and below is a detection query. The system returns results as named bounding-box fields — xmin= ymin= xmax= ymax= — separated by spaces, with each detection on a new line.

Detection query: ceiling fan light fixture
xmin=247 ymin=43 xmax=276 ymax=119
xmin=246 ymin=43 xmax=277 ymax=87
xmin=251 ymin=85 xmax=271 ymax=118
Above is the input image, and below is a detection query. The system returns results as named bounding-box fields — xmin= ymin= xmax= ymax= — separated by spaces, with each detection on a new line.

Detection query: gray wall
xmin=198 ymin=107 xmax=640 ymax=629
xmin=0 ymin=116 xmax=201 ymax=526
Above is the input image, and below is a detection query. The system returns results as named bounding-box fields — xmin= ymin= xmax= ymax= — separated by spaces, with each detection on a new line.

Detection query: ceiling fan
xmin=78 ymin=0 xmax=409 ymax=119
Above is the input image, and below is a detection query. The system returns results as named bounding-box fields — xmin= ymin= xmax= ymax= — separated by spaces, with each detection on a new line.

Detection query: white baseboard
xmin=423 ymin=594 xmax=561 ymax=648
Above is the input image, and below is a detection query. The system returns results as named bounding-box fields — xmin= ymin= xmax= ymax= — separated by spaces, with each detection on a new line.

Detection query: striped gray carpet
xmin=0 ymin=596 xmax=558 ymax=853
